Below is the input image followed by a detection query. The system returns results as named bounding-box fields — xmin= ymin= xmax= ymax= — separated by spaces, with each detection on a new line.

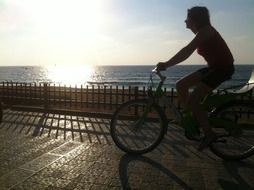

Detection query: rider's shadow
xmin=118 ymin=154 xmax=192 ymax=190
xmin=218 ymin=161 xmax=254 ymax=190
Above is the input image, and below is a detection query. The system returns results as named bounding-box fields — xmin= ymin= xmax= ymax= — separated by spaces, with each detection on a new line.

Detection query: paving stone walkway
xmin=0 ymin=109 xmax=254 ymax=190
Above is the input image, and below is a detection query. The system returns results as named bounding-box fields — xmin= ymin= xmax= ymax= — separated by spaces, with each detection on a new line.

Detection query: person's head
xmin=185 ymin=6 xmax=211 ymax=31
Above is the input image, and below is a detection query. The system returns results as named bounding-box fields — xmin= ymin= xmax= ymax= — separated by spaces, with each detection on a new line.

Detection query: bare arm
xmin=157 ymin=26 xmax=214 ymax=69
xmin=164 ymin=43 xmax=196 ymax=67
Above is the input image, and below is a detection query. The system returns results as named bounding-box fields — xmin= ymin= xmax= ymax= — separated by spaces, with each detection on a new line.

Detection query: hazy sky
xmin=0 ymin=0 xmax=253 ymax=66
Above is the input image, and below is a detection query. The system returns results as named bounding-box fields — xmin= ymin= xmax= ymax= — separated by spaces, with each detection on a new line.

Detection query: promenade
xmin=0 ymin=109 xmax=253 ymax=190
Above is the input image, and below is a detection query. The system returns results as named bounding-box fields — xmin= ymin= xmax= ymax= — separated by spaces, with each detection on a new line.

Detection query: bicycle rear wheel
xmin=209 ymin=100 xmax=254 ymax=160
xmin=110 ymin=99 xmax=167 ymax=154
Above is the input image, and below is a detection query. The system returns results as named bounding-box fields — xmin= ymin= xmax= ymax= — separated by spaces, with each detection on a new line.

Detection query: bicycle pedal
xmin=184 ymin=131 xmax=201 ymax=142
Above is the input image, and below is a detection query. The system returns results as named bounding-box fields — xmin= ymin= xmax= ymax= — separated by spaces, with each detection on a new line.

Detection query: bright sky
xmin=0 ymin=0 xmax=253 ymax=66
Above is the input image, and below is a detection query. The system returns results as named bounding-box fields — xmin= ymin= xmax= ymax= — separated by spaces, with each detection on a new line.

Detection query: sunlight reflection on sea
xmin=0 ymin=65 xmax=253 ymax=89
xmin=45 ymin=64 xmax=94 ymax=86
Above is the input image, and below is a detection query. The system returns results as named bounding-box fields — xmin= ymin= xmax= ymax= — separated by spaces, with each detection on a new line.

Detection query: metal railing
xmin=0 ymin=81 xmax=252 ymax=117
xmin=0 ymin=82 xmax=177 ymax=115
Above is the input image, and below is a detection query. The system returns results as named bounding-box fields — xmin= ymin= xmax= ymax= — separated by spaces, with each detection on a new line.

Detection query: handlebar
xmin=152 ymin=67 xmax=166 ymax=82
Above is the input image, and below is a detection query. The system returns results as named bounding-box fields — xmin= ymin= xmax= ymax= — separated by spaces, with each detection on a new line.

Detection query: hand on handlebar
xmin=152 ymin=64 xmax=166 ymax=82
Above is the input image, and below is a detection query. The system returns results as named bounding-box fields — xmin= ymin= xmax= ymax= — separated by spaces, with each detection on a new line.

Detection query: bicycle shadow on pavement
xmin=118 ymin=154 xmax=192 ymax=190
xmin=0 ymin=110 xmax=216 ymax=159
xmin=218 ymin=160 xmax=254 ymax=190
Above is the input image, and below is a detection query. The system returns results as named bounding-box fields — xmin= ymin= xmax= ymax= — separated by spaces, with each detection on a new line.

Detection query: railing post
xmin=81 ymin=85 xmax=83 ymax=108
xmin=134 ymin=87 xmax=139 ymax=115
xmin=134 ymin=86 xmax=138 ymax=100
xmin=104 ymin=86 xmax=106 ymax=109
xmin=116 ymin=86 xmax=118 ymax=108
xmin=98 ymin=85 xmax=100 ymax=109
xmin=92 ymin=85 xmax=94 ymax=108
xmin=122 ymin=86 xmax=125 ymax=104
xmin=170 ymin=88 xmax=174 ymax=103
xmin=1 ymin=82 xmax=4 ymax=103
xmin=44 ymin=83 xmax=48 ymax=110
xmin=110 ymin=86 xmax=112 ymax=109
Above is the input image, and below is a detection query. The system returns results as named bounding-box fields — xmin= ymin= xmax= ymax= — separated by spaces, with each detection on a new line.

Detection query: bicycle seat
xmin=227 ymin=70 xmax=254 ymax=94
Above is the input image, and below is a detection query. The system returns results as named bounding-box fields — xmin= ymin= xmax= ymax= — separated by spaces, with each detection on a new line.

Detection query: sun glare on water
xmin=20 ymin=0 xmax=103 ymax=85
xmin=46 ymin=64 xmax=94 ymax=86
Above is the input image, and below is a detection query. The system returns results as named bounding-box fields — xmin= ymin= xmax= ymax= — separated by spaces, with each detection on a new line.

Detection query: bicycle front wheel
xmin=110 ymin=99 xmax=167 ymax=154
xmin=209 ymin=100 xmax=254 ymax=160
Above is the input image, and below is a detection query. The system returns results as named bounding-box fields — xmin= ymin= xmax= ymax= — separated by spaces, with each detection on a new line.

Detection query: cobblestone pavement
xmin=0 ymin=109 xmax=254 ymax=190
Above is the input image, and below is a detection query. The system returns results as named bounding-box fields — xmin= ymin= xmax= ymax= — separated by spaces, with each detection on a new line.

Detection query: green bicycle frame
xmin=148 ymin=69 xmax=252 ymax=137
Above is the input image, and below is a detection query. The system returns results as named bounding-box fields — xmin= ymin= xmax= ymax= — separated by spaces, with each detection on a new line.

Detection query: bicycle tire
xmin=110 ymin=99 xmax=168 ymax=154
xmin=209 ymin=100 xmax=254 ymax=160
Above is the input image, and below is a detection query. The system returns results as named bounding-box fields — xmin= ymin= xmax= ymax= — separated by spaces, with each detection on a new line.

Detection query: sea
xmin=0 ymin=64 xmax=253 ymax=89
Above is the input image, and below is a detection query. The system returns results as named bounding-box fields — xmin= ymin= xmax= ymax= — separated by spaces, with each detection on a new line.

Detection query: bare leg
xmin=176 ymin=71 xmax=215 ymax=135
xmin=176 ymin=71 xmax=203 ymax=109
xmin=176 ymin=70 xmax=219 ymax=150
xmin=188 ymin=83 xmax=214 ymax=136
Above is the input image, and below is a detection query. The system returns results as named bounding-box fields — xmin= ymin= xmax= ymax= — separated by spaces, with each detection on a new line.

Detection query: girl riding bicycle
xmin=157 ymin=6 xmax=235 ymax=150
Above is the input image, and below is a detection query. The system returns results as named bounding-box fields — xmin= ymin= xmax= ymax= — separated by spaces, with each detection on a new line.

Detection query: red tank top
xmin=197 ymin=28 xmax=234 ymax=69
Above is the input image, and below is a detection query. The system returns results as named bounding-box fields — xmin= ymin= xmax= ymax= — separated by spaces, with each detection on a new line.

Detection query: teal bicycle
xmin=110 ymin=68 xmax=254 ymax=160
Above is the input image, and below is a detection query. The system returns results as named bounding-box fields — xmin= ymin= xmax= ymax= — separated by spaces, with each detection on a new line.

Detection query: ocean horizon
xmin=0 ymin=64 xmax=253 ymax=89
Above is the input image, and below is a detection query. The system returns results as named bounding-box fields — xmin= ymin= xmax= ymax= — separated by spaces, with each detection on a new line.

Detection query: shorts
xmin=198 ymin=66 xmax=234 ymax=88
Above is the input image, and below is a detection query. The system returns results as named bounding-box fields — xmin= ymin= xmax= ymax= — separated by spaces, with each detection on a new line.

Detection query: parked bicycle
xmin=110 ymin=68 xmax=254 ymax=160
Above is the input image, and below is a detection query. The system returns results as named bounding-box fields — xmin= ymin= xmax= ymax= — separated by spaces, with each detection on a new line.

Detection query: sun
xmin=18 ymin=0 xmax=106 ymax=65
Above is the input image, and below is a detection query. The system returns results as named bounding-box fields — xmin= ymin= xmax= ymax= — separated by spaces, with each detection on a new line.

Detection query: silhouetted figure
xmin=157 ymin=6 xmax=234 ymax=150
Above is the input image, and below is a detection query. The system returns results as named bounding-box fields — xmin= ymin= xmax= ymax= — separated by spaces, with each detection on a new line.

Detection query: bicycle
xmin=110 ymin=68 xmax=254 ymax=160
